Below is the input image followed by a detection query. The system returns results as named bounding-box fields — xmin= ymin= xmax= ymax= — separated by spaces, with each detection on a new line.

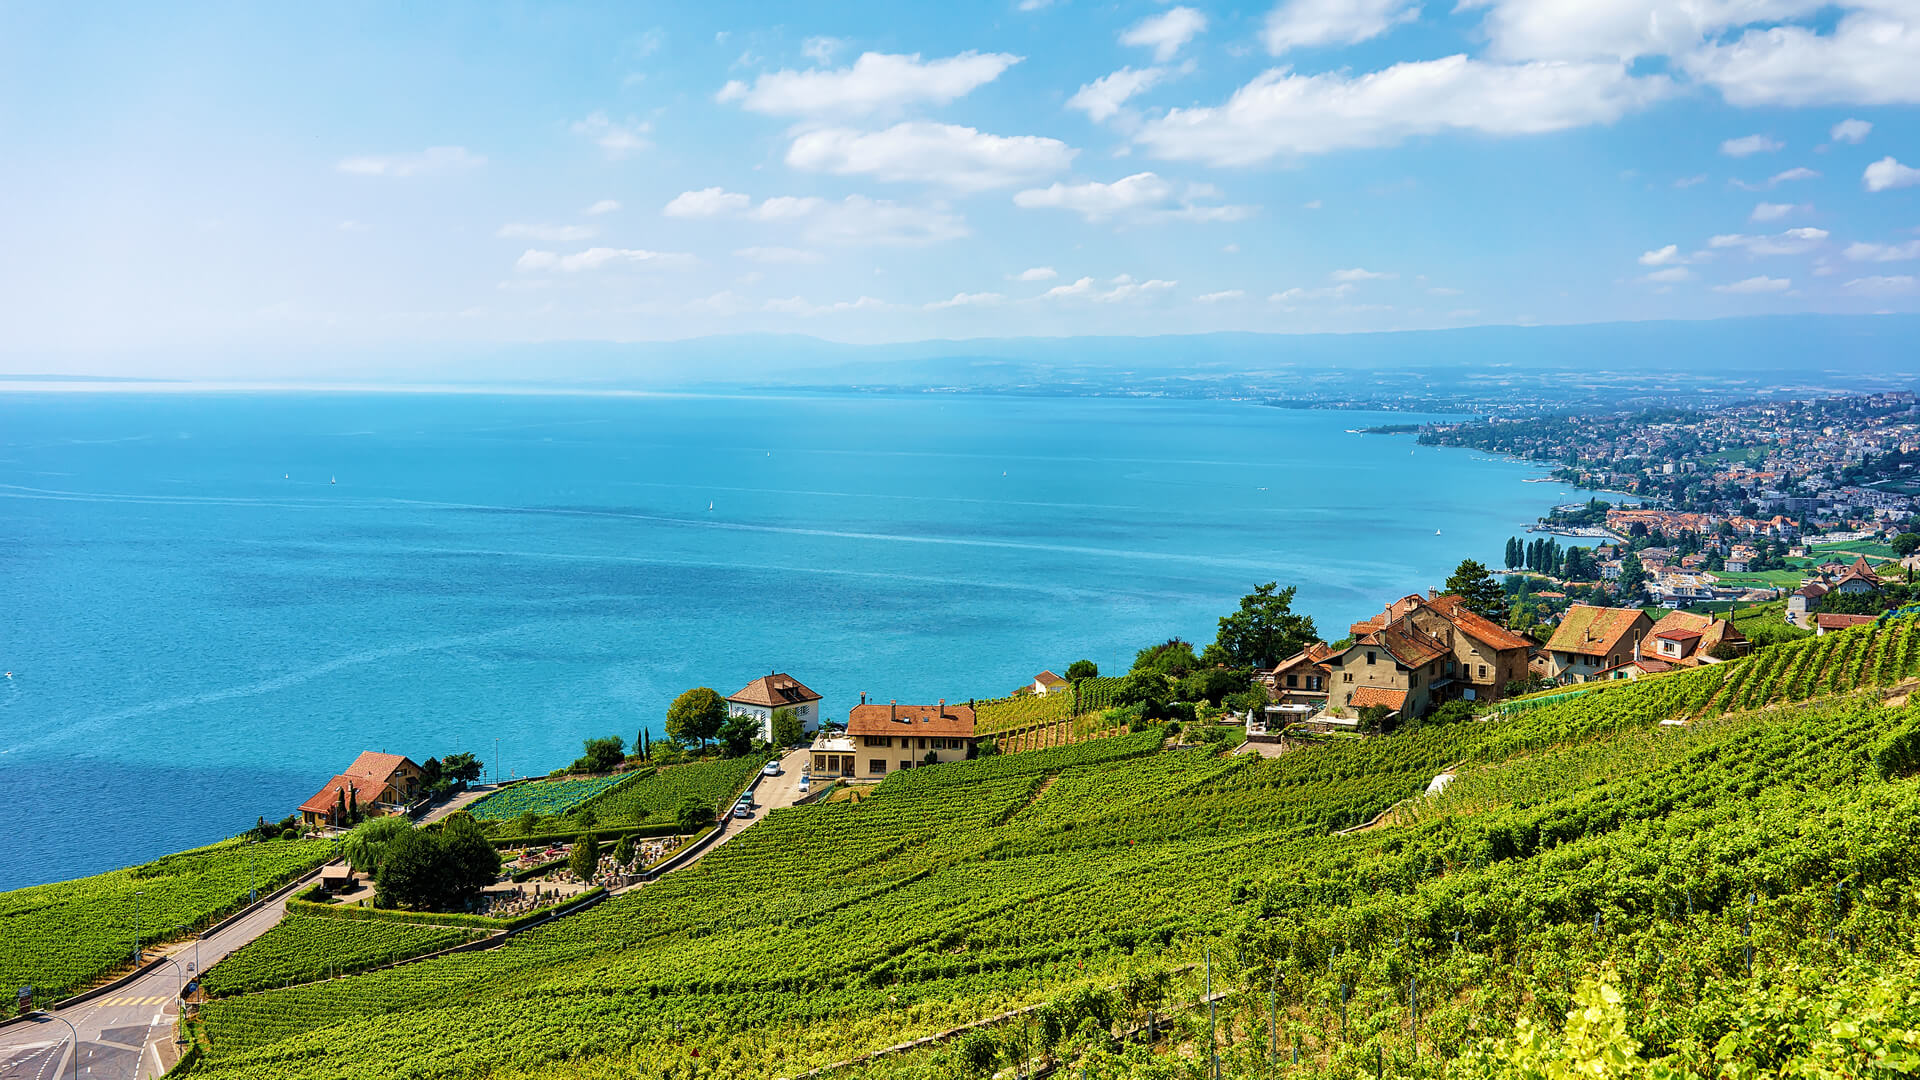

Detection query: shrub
xmin=1873 ymin=713 xmax=1920 ymax=780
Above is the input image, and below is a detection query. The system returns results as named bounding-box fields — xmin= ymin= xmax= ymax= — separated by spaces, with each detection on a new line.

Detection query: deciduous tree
xmin=1208 ymin=583 xmax=1319 ymax=670
xmin=1444 ymin=559 xmax=1508 ymax=619
xmin=666 ymin=687 xmax=728 ymax=751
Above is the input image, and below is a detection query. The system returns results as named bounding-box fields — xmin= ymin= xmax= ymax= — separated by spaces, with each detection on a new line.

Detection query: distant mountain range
xmin=9 ymin=314 xmax=1920 ymax=408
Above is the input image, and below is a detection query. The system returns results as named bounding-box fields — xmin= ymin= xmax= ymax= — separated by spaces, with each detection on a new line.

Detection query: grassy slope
xmin=161 ymin=620 xmax=1920 ymax=1078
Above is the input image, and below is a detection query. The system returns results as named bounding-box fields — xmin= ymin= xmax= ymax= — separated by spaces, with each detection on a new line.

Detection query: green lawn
xmin=1711 ymin=568 xmax=1807 ymax=588
xmin=1812 ymin=539 xmax=1898 ymax=560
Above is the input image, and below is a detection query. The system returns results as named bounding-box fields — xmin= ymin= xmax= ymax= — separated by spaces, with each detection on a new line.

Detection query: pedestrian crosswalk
xmin=94 ymin=995 xmax=172 ymax=1007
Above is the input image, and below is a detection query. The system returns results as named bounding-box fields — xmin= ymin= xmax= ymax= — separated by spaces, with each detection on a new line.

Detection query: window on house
xmin=868 ymin=759 xmax=886 ymax=774
xmin=1367 ymin=651 xmax=1377 ymax=665
xmin=798 ymin=705 xmax=809 ymax=716
xmin=1344 ymin=673 xmax=1354 ymax=683
xmin=917 ymin=737 xmax=926 ymax=750
xmin=1286 ymin=674 xmax=1299 ymax=687
xmin=1478 ymin=664 xmax=1487 ymax=678
xmin=1308 ymin=676 xmax=1323 ymax=691
xmin=899 ymin=761 xmax=912 ymax=771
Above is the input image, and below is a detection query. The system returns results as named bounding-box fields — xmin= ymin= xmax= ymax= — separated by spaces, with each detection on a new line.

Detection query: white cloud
xmin=1331 ymin=267 xmax=1395 ymax=281
xmin=1448 ymin=308 xmax=1482 ymax=318
xmin=335 ymin=219 xmax=369 ymax=233
xmin=786 ymin=122 xmax=1076 ymax=191
xmin=1013 ymin=266 xmax=1058 ymax=281
xmin=735 ymin=246 xmax=825 ymax=264
xmin=515 ymin=247 xmax=694 ymax=273
xmin=1832 ymin=118 xmax=1873 ymax=143
xmin=802 ymin=195 xmax=970 ymax=246
xmin=1121 ymin=7 xmax=1208 ymax=62
xmin=1686 ymin=12 xmax=1920 ymax=107
xmin=1712 ymin=275 xmax=1791 ymax=293
xmin=925 ymin=291 xmax=1007 ymax=309
xmin=1038 ymin=274 xmax=1177 ymax=303
xmin=801 ymin=36 xmax=845 ymax=64
xmin=1196 ymin=289 xmax=1246 ymax=303
xmin=1642 ymin=266 xmax=1694 ymax=283
xmin=335 ymin=146 xmax=485 ymax=177
xmin=1067 ymin=67 xmax=1168 ymax=122
xmin=1674 ymin=174 xmax=1708 ymax=188
xmin=688 ymin=290 xmax=748 ymax=316
xmin=1639 ymin=244 xmax=1684 ymax=266
xmin=1709 ymin=227 xmax=1829 ymax=256
xmin=584 ymin=199 xmax=622 ymax=216
xmin=751 ymin=196 xmax=828 ymax=222
xmin=763 ymin=295 xmax=894 ymax=316
xmin=1865 ymin=157 xmax=1920 ymax=192
xmin=571 ymin=113 xmax=651 ymax=158
xmin=1270 ymin=283 xmax=1356 ymax=303
xmin=1721 ymin=133 xmax=1782 ymax=157
xmin=1427 ymin=286 xmax=1465 ymax=296
xmin=716 ymin=51 xmax=1020 ymax=116
xmin=1474 ymin=0 xmax=1829 ymax=64
xmin=1770 ymin=167 xmax=1820 ymax=184
xmin=1012 ymin=171 xmax=1252 ymax=223
xmin=1132 ymin=56 xmax=1667 ymax=164
xmin=1263 ymin=0 xmax=1420 ymax=55
xmin=664 ymin=187 xmax=754 ymax=218
xmin=1749 ymin=202 xmax=1800 ymax=222
xmin=1846 ymin=239 xmax=1920 ymax=262
xmin=1844 ymin=274 xmax=1919 ymax=295
xmin=1019 ymin=0 xmax=1055 ymax=10
xmin=496 ymin=223 xmax=598 ymax=242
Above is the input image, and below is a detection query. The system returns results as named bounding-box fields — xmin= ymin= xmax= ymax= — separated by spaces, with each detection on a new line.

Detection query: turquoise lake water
xmin=0 ymin=392 xmax=1566 ymax=889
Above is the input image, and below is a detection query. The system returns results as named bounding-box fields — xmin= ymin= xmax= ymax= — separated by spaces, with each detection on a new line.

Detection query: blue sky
xmin=4 ymin=0 xmax=1920 ymax=360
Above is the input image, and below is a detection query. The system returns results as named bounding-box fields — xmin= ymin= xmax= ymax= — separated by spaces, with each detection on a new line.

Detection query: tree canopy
xmin=373 ymin=820 xmax=498 ymax=912
xmin=1443 ymin=559 xmax=1507 ymax=619
xmin=1207 ymin=583 xmax=1318 ymax=670
xmin=1064 ymin=659 xmax=1098 ymax=681
xmin=574 ymin=735 xmax=625 ymax=774
xmin=440 ymin=752 xmax=483 ymax=787
xmin=1130 ymin=638 xmax=1202 ymax=678
xmin=342 ymin=815 xmax=410 ymax=876
xmin=666 ymin=687 xmax=728 ymax=750
xmin=718 ymin=713 xmax=761 ymax=758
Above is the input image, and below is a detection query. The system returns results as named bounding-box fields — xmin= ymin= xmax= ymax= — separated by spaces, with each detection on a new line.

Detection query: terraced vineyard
xmin=585 ymin=756 xmax=767 ymax=826
xmin=463 ymin=774 xmax=638 ymax=822
xmin=84 ymin=620 xmax=1920 ymax=1077
xmin=974 ymin=677 xmax=1130 ymax=751
xmin=0 ymin=838 xmax=333 ymax=1001
xmin=200 ymin=917 xmax=483 ymax=996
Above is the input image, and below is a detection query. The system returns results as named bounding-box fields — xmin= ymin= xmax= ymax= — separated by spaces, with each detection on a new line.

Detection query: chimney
xmin=938 ymin=698 xmax=946 ymax=718
xmin=890 ymin=700 xmax=897 ymax=723
xmin=860 ymin=691 xmax=867 ymax=705
xmin=1429 ymin=587 xmax=1438 ymax=600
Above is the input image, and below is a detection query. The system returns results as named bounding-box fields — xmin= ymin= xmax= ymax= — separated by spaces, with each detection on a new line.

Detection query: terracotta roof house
xmin=1831 ymin=556 xmax=1883 ymax=595
xmin=1321 ymin=618 xmax=1451 ymax=721
xmin=1595 ymin=656 xmax=1675 ymax=680
xmin=344 ymin=752 xmax=423 ymax=797
xmin=298 ymin=771 xmax=398 ymax=829
xmin=1544 ymin=605 xmax=1654 ymax=684
xmin=727 ymin=673 xmax=823 ymax=744
xmin=1030 ymin=671 xmax=1071 ymax=695
xmin=1338 ymin=591 xmax=1537 ymax=710
xmin=1262 ymin=644 xmax=1333 ymax=709
xmin=1787 ymin=581 xmax=1831 ymax=627
xmin=1815 ymin=612 xmax=1878 ymax=635
xmin=819 ymin=699 xmax=979 ymax=778
xmin=1642 ymin=610 xmax=1747 ymax=667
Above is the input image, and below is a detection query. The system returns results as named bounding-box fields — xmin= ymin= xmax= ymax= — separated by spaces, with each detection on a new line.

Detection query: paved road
xmin=2 ymin=754 xmax=816 ymax=1078
xmin=0 ymin=873 xmax=315 ymax=1080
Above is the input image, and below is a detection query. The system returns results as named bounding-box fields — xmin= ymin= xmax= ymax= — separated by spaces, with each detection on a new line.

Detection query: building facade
xmin=726 ymin=673 xmax=823 ymax=744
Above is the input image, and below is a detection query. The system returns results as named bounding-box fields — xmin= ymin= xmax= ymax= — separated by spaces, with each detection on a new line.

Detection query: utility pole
xmin=1207 ymin=947 xmax=1218 ymax=1080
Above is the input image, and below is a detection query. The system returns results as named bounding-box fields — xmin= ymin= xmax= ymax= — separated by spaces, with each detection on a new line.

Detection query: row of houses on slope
xmin=1258 ymin=591 xmax=1750 ymax=729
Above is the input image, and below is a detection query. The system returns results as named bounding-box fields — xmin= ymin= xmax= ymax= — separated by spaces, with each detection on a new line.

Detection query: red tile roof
xmin=1546 ymin=605 xmax=1648 ymax=657
xmin=1657 ymin=628 xmax=1703 ymax=641
xmin=1816 ymin=613 xmax=1878 ymax=630
xmin=1348 ymin=686 xmax=1408 ymax=712
xmin=847 ymin=703 xmax=976 ymax=739
xmin=1373 ymin=621 xmax=1449 ymax=669
xmin=298 ymin=773 xmax=391 ymax=816
xmin=345 ymin=751 xmax=415 ymax=785
xmin=1426 ymin=595 xmax=1534 ymax=652
xmin=1034 ymin=670 xmax=1069 ymax=687
xmin=728 ymin=674 xmax=822 ymax=708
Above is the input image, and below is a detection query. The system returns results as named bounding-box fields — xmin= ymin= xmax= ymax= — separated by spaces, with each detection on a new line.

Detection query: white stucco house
xmin=726 ymin=673 xmax=823 ymax=745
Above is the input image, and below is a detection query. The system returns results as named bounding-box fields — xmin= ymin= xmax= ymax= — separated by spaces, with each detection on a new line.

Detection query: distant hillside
xmin=175 ymin=618 xmax=1920 ymax=1079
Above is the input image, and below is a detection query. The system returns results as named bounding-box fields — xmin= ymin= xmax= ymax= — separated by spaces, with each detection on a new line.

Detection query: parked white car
xmin=762 ymin=761 xmax=781 ymax=777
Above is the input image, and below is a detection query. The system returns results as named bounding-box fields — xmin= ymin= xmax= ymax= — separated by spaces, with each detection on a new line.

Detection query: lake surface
xmin=0 ymin=391 xmax=1564 ymax=889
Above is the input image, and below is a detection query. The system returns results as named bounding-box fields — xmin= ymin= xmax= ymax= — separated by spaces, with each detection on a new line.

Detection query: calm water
xmin=0 ymin=391 xmax=1559 ymax=889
